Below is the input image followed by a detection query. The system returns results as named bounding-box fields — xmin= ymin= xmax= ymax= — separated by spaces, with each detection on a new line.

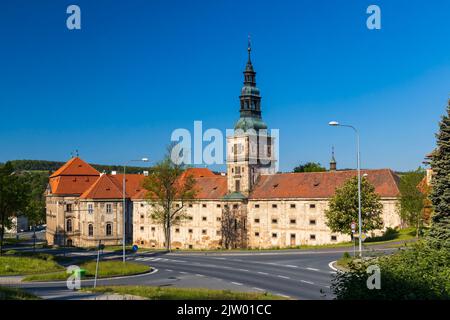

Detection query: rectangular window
xmin=271 ymin=218 xmax=278 ymax=224
xmin=272 ymin=233 xmax=277 ymax=238
xmin=309 ymin=204 xmax=316 ymax=209
xmin=235 ymin=180 xmax=240 ymax=192
xmin=202 ymin=204 xmax=207 ymax=208
xmin=255 ymin=232 xmax=260 ymax=237
xmin=290 ymin=219 xmax=296 ymax=224
xmin=202 ymin=229 xmax=207 ymax=235
xmin=88 ymin=204 xmax=93 ymax=214
xmin=151 ymin=227 xmax=155 ymax=232
xmin=188 ymin=204 xmax=193 ymax=208
xmin=140 ymin=214 xmax=144 ymax=219
xmin=310 ymin=234 xmax=316 ymax=240
xmin=188 ymin=229 xmax=193 ymax=234
xmin=202 ymin=216 xmax=207 ymax=221
xmin=272 ymin=204 xmax=277 ymax=209
xmin=254 ymin=218 xmax=260 ymax=223
xmin=290 ymin=204 xmax=296 ymax=209
xmin=175 ymin=228 xmax=180 ymax=233
xmin=233 ymin=204 xmax=239 ymax=209
xmin=235 ymin=166 xmax=241 ymax=174
xmin=309 ymin=219 xmax=316 ymax=225
xmin=140 ymin=226 xmax=144 ymax=231
xmin=106 ymin=203 xmax=112 ymax=213
xmin=188 ymin=245 xmax=193 ymax=249
xmin=188 ymin=216 xmax=193 ymax=220
xmin=254 ymin=204 xmax=260 ymax=208
xmin=66 ymin=204 xmax=72 ymax=212
xmin=331 ymin=235 xmax=337 ymax=241
xmin=216 ymin=217 xmax=221 ymax=222
xmin=216 ymin=230 xmax=221 ymax=236
xmin=140 ymin=203 xmax=144 ymax=207
xmin=216 ymin=204 xmax=221 ymax=208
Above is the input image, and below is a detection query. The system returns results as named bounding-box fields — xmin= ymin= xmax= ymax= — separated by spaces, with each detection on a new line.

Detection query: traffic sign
xmin=361 ymin=233 xmax=367 ymax=242
xmin=351 ymin=222 xmax=356 ymax=232
xmin=132 ymin=245 xmax=139 ymax=252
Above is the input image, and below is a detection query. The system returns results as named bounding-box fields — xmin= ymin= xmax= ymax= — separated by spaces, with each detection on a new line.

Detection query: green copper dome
xmin=234 ymin=117 xmax=268 ymax=131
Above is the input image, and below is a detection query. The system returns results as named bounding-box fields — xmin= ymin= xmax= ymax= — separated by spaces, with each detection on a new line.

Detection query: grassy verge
xmin=0 ymin=256 xmax=64 ymax=276
xmin=22 ymin=261 xmax=151 ymax=282
xmin=83 ymin=285 xmax=285 ymax=300
xmin=0 ymin=286 xmax=41 ymax=300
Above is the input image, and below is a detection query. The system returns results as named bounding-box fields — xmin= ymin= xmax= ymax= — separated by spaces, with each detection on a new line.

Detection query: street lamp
xmin=328 ymin=121 xmax=363 ymax=257
xmin=122 ymin=157 xmax=150 ymax=262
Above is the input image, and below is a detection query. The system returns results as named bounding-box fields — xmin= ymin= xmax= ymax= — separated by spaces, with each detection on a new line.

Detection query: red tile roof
xmin=80 ymin=174 xmax=123 ymax=199
xmin=249 ymin=169 xmax=400 ymax=199
xmin=50 ymin=157 xmax=100 ymax=178
xmin=49 ymin=175 xmax=98 ymax=195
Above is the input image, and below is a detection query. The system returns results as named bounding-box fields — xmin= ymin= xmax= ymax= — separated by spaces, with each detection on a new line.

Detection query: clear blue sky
xmin=0 ymin=0 xmax=449 ymax=172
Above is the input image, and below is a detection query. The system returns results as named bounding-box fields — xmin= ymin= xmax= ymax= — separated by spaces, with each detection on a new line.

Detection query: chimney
xmin=143 ymin=171 xmax=149 ymax=176
xmin=111 ymin=171 xmax=117 ymax=175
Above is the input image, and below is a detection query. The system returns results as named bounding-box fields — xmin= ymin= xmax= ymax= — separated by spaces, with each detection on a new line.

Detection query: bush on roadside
xmin=332 ymin=241 xmax=450 ymax=299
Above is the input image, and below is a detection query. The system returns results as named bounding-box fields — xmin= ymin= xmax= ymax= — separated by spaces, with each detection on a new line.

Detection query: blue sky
xmin=0 ymin=0 xmax=449 ymax=172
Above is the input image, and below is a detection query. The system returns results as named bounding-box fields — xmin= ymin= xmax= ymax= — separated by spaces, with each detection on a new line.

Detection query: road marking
xmin=277 ymin=275 xmax=290 ymax=279
xmin=257 ymin=271 xmax=268 ymax=275
xmin=276 ymin=293 xmax=290 ymax=298
xmin=179 ymin=271 xmax=188 ymax=274
xmin=236 ymin=268 xmax=249 ymax=272
xmin=285 ymin=265 xmax=298 ymax=268
xmin=214 ymin=257 xmax=226 ymax=260
xmin=300 ymin=280 xmax=314 ymax=285
xmin=328 ymin=261 xmax=339 ymax=272
xmin=195 ymin=274 xmax=204 ymax=277
xmin=153 ymin=258 xmax=161 ymax=261
xmin=135 ymin=257 xmax=145 ymax=261
xmin=231 ymin=282 xmax=243 ymax=286
xmin=306 ymin=267 xmax=320 ymax=272
xmin=252 ymin=287 xmax=264 ymax=291
xmin=142 ymin=257 xmax=154 ymax=261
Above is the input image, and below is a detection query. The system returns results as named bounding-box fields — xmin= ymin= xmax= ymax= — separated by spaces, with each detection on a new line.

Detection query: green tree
xmin=293 ymin=162 xmax=326 ymax=173
xmin=325 ymin=177 xmax=384 ymax=238
xmin=142 ymin=153 xmax=197 ymax=252
xmin=428 ymin=100 xmax=450 ymax=249
xmin=0 ymin=162 xmax=29 ymax=255
xmin=397 ymin=168 xmax=426 ymax=237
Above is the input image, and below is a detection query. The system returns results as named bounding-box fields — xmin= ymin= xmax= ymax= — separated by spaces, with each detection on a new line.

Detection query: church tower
xmin=226 ymin=39 xmax=276 ymax=196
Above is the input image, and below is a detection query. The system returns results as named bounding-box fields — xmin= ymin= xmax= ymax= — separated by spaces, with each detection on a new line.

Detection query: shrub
xmin=332 ymin=241 xmax=450 ymax=299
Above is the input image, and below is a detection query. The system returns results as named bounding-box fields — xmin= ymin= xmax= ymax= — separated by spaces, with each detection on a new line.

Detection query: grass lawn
xmin=0 ymin=256 xmax=64 ymax=276
xmin=22 ymin=260 xmax=151 ymax=282
xmin=0 ymin=286 xmax=41 ymax=300
xmin=83 ymin=285 xmax=285 ymax=300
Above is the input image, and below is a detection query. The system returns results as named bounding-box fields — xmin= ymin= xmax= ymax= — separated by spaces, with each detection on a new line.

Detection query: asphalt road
xmin=5 ymin=244 xmax=402 ymax=300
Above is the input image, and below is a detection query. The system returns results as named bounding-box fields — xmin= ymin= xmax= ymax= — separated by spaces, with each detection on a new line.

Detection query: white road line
xmin=153 ymin=258 xmax=161 ymax=261
xmin=257 ymin=271 xmax=268 ymax=275
xmin=135 ymin=257 xmax=145 ymax=261
xmin=328 ymin=261 xmax=339 ymax=272
xmin=142 ymin=257 xmax=153 ymax=261
xmin=277 ymin=294 xmax=290 ymax=298
xmin=252 ymin=287 xmax=265 ymax=291
xmin=306 ymin=267 xmax=320 ymax=272
xmin=214 ymin=257 xmax=226 ymax=260
xmin=236 ymin=269 xmax=249 ymax=272
xmin=195 ymin=274 xmax=204 ymax=277
xmin=300 ymin=280 xmax=314 ymax=285
xmin=285 ymin=265 xmax=298 ymax=268
xmin=231 ymin=282 xmax=243 ymax=286
xmin=179 ymin=271 xmax=188 ymax=274
xmin=277 ymin=275 xmax=290 ymax=279
xmin=165 ymin=269 xmax=173 ymax=272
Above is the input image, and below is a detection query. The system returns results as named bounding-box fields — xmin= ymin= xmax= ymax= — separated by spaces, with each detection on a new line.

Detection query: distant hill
xmin=1 ymin=160 xmax=153 ymax=175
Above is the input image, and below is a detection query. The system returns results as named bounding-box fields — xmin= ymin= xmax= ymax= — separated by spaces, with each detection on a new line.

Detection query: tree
xmin=0 ymin=162 xmax=29 ymax=255
xmin=397 ymin=168 xmax=426 ymax=237
xmin=293 ymin=162 xmax=326 ymax=173
xmin=142 ymin=154 xmax=197 ymax=252
xmin=428 ymin=100 xmax=450 ymax=249
xmin=325 ymin=176 xmax=384 ymax=238
xmin=221 ymin=205 xmax=247 ymax=249
xmin=22 ymin=172 xmax=47 ymax=252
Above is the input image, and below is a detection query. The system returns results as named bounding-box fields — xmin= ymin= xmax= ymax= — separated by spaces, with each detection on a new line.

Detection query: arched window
xmin=88 ymin=224 xmax=93 ymax=237
xmin=66 ymin=219 xmax=72 ymax=232
xmin=106 ymin=223 xmax=112 ymax=236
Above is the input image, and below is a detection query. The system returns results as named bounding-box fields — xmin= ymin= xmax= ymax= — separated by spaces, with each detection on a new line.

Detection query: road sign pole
xmin=94 ymin=240 xmax=101 ymax=288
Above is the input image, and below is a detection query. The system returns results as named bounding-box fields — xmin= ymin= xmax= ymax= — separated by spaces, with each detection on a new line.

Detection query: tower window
xmin=235 ymin=180 xmax=240 ymax=192
xmin=106 ymin=223 xmax=112 ymax=236
xmin=88 ymin=224 xmax=93 ymax=237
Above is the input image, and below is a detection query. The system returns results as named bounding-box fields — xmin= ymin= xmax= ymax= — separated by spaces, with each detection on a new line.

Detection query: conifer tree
xmin=428 ymin=99 xmax=450 ymax=249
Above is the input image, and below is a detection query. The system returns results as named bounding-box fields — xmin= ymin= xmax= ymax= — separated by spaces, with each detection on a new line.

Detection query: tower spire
xmin=330 ymin=146 xmax=337 ymax=171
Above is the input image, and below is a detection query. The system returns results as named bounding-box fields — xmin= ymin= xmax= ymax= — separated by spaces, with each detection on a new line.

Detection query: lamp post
xmin=328 ymin=121 xmax=363 ymax=257
xmin=122 ymin=157 xmax=149 ymax=263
